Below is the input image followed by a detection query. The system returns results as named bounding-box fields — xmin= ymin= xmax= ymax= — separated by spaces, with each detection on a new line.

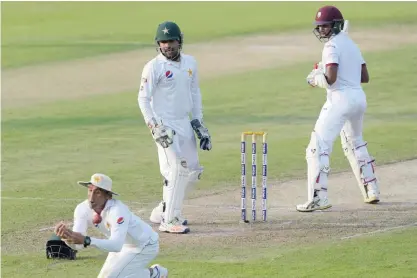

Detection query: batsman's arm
xmin=360 ymin=53 xmax=369 ymax=83
xmin=190 ymin=60 xmax=203 ymax=121
xmin=90 ymin=208 xmax=130 ymax=252
xmin=322 ymin=43 xmax=340 ymax=85
xmin=138 ymin=61 xmax=159 ymax=125
xmin=361 ymin=64 xmax=369 ymax=83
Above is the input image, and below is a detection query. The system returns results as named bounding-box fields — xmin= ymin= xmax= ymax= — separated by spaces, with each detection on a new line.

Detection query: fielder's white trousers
xmin=97 ymin=240 xmax=159 ymax=278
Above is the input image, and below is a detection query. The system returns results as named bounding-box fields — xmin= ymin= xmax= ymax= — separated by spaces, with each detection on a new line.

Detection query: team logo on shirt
xmin=117 ymin=217 xmax=124 ymax=224
xmin=106 ymin=222 xmax=111 ymax=229
xmin=165 ymin=71 xmax=173 ymax=79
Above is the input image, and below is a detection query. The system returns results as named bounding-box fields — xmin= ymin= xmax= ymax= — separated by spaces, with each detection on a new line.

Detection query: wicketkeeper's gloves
xmin=191 ymin=119 xmax=212 ymax=151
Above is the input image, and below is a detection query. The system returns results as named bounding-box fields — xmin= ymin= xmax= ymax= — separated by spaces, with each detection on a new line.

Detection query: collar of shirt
xmin=101 ymin=199 xmax=115 ymax=213
xmin=158 ymin=53 xmax=182 ymax=67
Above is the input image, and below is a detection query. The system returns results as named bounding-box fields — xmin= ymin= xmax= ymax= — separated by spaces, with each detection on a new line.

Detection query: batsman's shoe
xmin=151 ymin=264 xmax=168 ymax=278
xmin=159 ymin=218 xmax=190 ymax=234
xmin=364 ymin=189 xmax=380 ymax=204
xmin=296 ymin=196 xmax=332 ymax=212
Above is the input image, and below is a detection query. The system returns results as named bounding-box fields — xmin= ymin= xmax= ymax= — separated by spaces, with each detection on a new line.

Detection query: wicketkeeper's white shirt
xmin=72 ymin=199 xmax=158 ymax=252
xmin=138 ymin=53 xmax=203 ymax=136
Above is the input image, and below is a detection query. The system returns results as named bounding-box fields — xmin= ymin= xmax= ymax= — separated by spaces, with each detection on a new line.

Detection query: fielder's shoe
xmin=296 ymin=195 xmax=332 ymax=212
xmin=159 ymin=217 xmax=190 ymax=234
xmin=150 ymin=264 xmax=168 ymax=278
xmin=150 ymin=202 xmax=188 ymax=225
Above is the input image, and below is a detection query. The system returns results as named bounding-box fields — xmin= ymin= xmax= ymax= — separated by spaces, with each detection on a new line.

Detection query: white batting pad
xmin=340 ymin=130 xmax=379 ymax=201
xmin=306 ymin=131 xmax=330 ymax=201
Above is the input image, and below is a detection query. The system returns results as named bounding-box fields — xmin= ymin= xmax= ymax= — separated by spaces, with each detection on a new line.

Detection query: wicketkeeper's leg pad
xmin=184 ymin=166 xmax=204 ymax=197
xmin=174 ymin=166 xmax=204 ymax=218
xmin=164 ymin=158 xmax=189 ymax=223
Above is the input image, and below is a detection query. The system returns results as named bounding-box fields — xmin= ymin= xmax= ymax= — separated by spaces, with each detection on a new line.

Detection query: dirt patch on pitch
xmin=2 ymin=160 xmax=417 ymax=257
xmin=150 ymin=159 xmax=417 ymax=260
xmin=3 ymin=25 xmax=417 ymax=108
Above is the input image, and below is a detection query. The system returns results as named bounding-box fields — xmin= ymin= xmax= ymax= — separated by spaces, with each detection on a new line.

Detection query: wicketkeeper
xmin=138 ymin=21 xmax=212 ymax=234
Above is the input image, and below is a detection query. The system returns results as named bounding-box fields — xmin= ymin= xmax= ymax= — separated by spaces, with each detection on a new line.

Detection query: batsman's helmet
xmin=46 ymin=234 xmax=77 ymax=260
xmin=313 ymin=6 xmax=344 ymax=42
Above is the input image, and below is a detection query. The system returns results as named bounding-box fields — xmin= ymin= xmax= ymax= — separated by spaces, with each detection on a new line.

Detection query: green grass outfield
xmin=2 ymin=46 xmax=417 ymax=276
xmin=2 ymin=228 xmax=417 ymax=278
xmin=2 ymin=1 xmax=417 ymax=68
xmin=2 ymin=2 xmax=417 ymax=277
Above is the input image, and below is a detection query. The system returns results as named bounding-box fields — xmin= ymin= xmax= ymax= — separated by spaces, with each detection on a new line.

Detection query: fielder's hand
xmin=54 ymin=222 xmax=85 ymax=245
xmin=148 ymin=118 xmax=175 ymax=149
xmin=191 ymin=119 xmax=212 ymax=151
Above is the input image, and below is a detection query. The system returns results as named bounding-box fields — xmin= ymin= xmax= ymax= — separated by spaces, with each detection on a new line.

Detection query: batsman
xmin=297 ymin=6 xmax=380 ymax=212
xmin=138 ymin=21 xmax=212 ymax=233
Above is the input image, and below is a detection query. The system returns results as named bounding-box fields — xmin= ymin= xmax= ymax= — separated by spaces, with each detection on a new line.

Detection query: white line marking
xmin=4 ymin=197 xmax=416 ymax=213
xmin=340 ymin=222 xmax=417 ymax=240
xmin=39 ymin=224 xmax=72 ymax=232
xmin=2 ymin=196 xmax=81 ymax=201
xmin=38 ymin=210 xmax=146 ymax=231
xmin=321 ymin=223 xmax=364 ymax=227
xmin=39 ymin=227 xmax=54 ymax=231
xmin=1 ymin=196 xmax=153 ymax=206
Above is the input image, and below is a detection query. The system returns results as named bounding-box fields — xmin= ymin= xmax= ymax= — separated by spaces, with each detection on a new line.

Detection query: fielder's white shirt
xmin=322 ymin=32 xmax=366 ymax=93
xmin=72 ymin=199 xmax=158 ymax=253
xmin=138 ymin=53 xmax=203 ymax=136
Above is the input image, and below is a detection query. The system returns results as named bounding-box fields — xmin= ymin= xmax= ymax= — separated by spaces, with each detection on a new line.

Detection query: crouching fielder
xmin=297 ymin=5 xmax=380 ymax=212
xmin=138 ymin=21 xmax=211 ymax=233
xmin=54 ymin=173 xmax=168 ymax=278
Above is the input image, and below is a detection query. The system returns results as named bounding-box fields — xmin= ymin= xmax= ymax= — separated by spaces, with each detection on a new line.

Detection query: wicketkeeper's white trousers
xmin=157 ymin=125 xmax=200 ymax=180
xmin=157 ymin=122 xmax=201 ymax=214
xmin=97 ymin=239 xmax=159 ymax=278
